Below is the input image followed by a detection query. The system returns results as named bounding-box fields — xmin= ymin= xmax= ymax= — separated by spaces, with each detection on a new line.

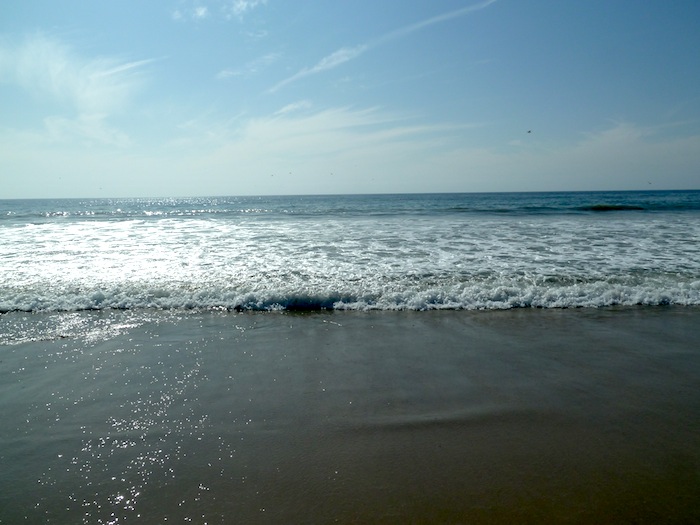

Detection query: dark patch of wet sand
xmin=1 ymin=307 xmax=699 ymax=523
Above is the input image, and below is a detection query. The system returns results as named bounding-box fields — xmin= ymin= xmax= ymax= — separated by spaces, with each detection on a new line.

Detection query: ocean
xmin=1 ymin=191 xmax=700 ymax=523
xmin=2 ymin=190 xmax=700 ymax=315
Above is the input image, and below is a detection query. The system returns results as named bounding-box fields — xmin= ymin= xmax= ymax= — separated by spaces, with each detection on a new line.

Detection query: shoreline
xmin=1 ymin=306 xmax=699 ymax=523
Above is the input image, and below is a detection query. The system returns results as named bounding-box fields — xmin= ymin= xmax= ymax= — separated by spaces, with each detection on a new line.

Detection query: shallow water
xmin=1 ymin=307 xmax=699 ymax=523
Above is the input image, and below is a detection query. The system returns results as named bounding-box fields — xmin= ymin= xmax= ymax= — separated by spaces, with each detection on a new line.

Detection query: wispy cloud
xmin=269 ymin=45 xmax=368 ymax=92
xmin=5 ymin=104 xmax=698 ymax=197
xmin=274 ymin=100 xmax=312 ymax=115
xmin=224 ymin=0 xmax=267 ymax=20
xmin=0 ymin=33 xmax=153 ymax=144
xmin=216 ymin=52 xmax=281 ymax=79
xmin=375 ymin=0 xmax=498 ymax=45
xmin=194 ymin=6 xmax=209 ymax=19
xmin=269 ymin=0 xmax=497 ymax=92
xmin=215 ymin=69 xmax=237 ymax=80
xmin=172 ymin=111 xmax=690 ymax=196
xmin=43 ymin=114 xmax=132 ymax=147
xmin=172 ymin=0 xmax=266 ymax=22
xmin=171 ymin=1 xmax=211 ymax=21
xmin=93 ymin=58 xmax=159 ymax=79
xmin=2 ymin=34 xmax=153 ymax=113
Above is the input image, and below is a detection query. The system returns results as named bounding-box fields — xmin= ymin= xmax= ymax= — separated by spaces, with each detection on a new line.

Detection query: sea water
xmin=2 ymin=191 xmax=700 ymax=523
xmin=1 ymin=191 xmax=699 ymax=319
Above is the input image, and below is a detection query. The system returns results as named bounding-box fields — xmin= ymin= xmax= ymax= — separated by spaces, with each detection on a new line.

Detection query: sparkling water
xmin=2 ymin=191 xmax=699 ymax=313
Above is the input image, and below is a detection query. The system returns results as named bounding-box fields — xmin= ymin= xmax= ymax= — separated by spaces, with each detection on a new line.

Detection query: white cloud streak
xmin=270 ymin=0 xmax=497 ymax=92
xmin=173 ymin=1 xmax=266 ymax=22
xmin=0 ymin=33 xmax=153 ymax=145
xmin=225 ymin=0 xmax=267 ymax=19
xmin=94 ymin=58 xmax=159 ymax=79
xmin=269 ymin=45 xmax=368 ymax=92
xmin=375 ymin=0 xmax=498 ymax=45
xmin=274 ymin=100 xmax=313 ymax=115
xmin=216 ymin=52 xmax=281 ymax=79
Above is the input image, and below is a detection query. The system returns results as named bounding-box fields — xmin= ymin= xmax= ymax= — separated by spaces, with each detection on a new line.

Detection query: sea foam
xmin=2 ymin=192 xmax=699 ymax=312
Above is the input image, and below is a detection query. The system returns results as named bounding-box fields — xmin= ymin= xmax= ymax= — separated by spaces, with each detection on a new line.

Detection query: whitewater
xmin=3 ymin=191 xmax=700 ymax=524
xmin=1 ymin=191 xmax=699 ymax=312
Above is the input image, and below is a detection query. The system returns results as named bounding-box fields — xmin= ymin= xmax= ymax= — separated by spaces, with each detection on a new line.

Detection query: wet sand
xmin=1 ymin=306 xmax=700 ymax=523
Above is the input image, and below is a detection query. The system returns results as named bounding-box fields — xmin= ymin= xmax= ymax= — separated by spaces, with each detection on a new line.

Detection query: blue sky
xmin=1 ymin=0 xmax=699 ymax=198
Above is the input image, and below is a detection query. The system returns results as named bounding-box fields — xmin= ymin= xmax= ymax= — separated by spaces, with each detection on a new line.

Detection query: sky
xmin=1 ymin=0 xmax=700 ymax=198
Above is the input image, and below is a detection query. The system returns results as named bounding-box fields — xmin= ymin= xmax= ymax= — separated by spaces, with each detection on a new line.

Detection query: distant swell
xmin=579 ymin=204 xmax=646 ymax=212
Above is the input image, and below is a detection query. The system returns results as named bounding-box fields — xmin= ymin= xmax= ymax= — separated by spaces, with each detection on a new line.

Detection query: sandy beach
xmin=1 ymin=306 xmax=699 ymax=523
